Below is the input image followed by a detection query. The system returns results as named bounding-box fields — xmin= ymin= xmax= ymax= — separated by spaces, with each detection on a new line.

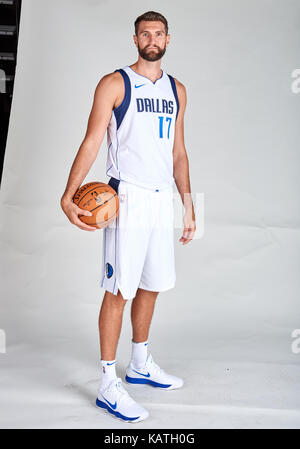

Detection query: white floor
xmin=1 ymin=340 xmax=300 ymax=429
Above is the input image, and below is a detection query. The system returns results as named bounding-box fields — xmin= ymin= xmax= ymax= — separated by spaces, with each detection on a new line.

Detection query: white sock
xmin=131 ymin=339 xmax=148 ymax=369
xmin=100 ymin=359 xmax=117 ymax=391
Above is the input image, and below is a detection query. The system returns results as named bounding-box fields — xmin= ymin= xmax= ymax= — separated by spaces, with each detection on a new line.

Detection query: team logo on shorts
xmin=105 ymin=262 xmax=113 ymax=279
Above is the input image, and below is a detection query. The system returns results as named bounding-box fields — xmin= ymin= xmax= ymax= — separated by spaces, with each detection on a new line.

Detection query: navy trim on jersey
xmin=113 ymin=69 xmax=131 ymax=129
xmin=108 ymin=176 xmax=120 ymax=193
xmin=167 ymin=74 xmax=179 ymax=121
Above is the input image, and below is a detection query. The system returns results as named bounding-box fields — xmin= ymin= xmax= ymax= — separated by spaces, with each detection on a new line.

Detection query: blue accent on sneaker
xmin=106 ymin=361 xmax=116 ymax=366
xmin=125 ymin=375 xmax=172 ymax=388
xmin=144 ymin=343 xmax=148 ymax=346
xmin=132 ymin=369 xmax=150 ymax=377
xmin=101 ymin=395 xmax=117 ymax=409
xmin=96 ymin=398 xmax=140 ymax=421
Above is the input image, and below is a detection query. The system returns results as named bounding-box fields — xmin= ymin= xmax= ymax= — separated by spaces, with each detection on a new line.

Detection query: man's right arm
xmin=60 ymin=72 xmax=122 ymax=231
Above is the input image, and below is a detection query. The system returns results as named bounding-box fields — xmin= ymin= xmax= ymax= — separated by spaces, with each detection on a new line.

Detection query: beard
xmin=137 ymin=44 xmax=166 ymax=62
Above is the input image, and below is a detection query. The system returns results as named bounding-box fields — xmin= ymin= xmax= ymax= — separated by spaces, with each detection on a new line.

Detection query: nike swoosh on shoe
xmin=102 ymin=395 xmax=117 ymax=409
xmin=132 ymin=369 xmax=151 ymax=377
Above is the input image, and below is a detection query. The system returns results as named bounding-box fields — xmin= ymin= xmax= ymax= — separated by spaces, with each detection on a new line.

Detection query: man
xmin=61 ymin=10 xmax=196 ymax=423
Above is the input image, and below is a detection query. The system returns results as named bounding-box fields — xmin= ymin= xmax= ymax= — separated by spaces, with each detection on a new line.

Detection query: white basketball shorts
xmin=100 ymin=178 xmax=176 ymax=300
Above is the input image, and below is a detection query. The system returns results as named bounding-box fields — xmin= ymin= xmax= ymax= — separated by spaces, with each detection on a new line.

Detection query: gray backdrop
xmin=0 ymin=0 xmax=300 ymax=428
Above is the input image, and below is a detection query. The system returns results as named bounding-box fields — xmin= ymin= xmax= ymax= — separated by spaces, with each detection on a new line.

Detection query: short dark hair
xmin=134 ymin=11 xmax=168 ymax=36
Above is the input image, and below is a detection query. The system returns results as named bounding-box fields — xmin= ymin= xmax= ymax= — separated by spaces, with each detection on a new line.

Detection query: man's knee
xmin=105 ymin=289 xmax=128 ymax=307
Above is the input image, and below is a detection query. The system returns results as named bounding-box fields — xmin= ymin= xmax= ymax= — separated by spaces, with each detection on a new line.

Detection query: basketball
xmin=73 ymin=182 xmax=119 ymax=229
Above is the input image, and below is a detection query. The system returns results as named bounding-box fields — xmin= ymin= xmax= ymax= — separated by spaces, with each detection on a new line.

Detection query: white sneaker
xmin=125 ymin=352 xmax=184 ymax=390
xmin=96 ymin=377 xmax=149 ymax=423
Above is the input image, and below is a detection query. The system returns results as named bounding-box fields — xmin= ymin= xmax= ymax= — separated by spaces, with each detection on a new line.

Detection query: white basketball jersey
xmin=105 ymin=65 xmax=179 ymax=191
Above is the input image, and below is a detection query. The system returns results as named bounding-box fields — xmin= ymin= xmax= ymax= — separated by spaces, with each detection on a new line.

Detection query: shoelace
xmin=147 ymin=355 xmax=165 ymax=376
xmin=115 ymin=378 xmax=128 ymax=395
xmin=113 ymin=378 xmax=136 ymax=405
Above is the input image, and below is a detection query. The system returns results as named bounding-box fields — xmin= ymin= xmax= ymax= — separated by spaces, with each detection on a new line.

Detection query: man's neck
xmin=129 ymin=62 xmax=162 ymax=82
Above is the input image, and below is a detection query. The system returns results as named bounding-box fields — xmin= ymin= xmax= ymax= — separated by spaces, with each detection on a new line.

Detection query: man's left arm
xmin=172 ymin=80 xmax=196 ymax=245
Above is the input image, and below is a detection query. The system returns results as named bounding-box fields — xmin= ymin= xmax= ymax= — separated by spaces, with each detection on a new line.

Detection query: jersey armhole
xmin=113 ymin=69 xmax=131 ymax=129
xmin=167 ymin=74 xmax=179 ymax=121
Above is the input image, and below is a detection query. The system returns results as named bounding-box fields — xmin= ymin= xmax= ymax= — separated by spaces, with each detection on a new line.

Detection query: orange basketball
xmin=73 ymin=182 xmax=119 ymax=229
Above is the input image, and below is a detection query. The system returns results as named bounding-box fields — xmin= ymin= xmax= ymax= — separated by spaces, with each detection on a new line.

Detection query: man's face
xmin=134 ymin=21 xmax=170 ymax=62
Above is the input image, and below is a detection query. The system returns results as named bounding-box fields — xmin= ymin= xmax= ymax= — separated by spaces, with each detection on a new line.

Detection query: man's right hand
xmin=60 ymin=197 xmax=96 ymax=232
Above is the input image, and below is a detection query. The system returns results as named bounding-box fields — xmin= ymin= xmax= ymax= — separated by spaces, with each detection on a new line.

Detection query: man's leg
xmin=125 ymin=287 xmax=184 ymax=390
xmin=98 ymin=289 xmax=127 ymax=360
xmin=96 ymin=289 xmax=150 ymax=422
xmin=131 ymin=288 xmax=159 ymax=342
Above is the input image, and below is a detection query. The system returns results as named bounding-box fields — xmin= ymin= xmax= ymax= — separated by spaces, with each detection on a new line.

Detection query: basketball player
xmin=61 ymin=11 xmax=196 ymax=423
